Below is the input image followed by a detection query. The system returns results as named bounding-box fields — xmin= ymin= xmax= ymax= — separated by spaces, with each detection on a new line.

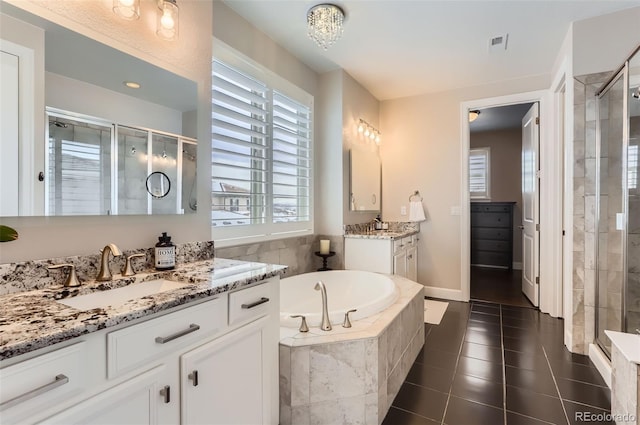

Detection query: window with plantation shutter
xmin=469 ymin=147 xmax=491 ymax=199
xmin=212 ymin=55 xmax=313 ymax=245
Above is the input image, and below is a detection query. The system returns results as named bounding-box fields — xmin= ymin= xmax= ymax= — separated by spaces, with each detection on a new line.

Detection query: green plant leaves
xmin=0 ymin=225 xmax=19 ymax=242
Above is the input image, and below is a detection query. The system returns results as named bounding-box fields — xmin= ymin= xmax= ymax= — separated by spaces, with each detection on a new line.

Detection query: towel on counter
xmin=409 ymin=201 xmax=426 ymax=222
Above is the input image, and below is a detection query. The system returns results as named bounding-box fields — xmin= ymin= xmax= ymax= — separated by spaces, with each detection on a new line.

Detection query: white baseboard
xmin=589 ymin=343 xmax=611 ymax=388
xmin=512 ymin=262 xmax=523 ymax=270
xmin=422 ymin=285 xmax=464 ymax=301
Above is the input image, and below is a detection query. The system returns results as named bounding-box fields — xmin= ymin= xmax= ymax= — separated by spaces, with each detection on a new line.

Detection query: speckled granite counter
xmin=0 ymin=258 xmax=287 ymax=360
xmin=343 ymin=229 xmax=419 ymax=240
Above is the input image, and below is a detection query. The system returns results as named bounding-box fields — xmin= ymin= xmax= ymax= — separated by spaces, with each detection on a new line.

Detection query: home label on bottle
xmin=155 ymin=246 xmax=175 ymax=269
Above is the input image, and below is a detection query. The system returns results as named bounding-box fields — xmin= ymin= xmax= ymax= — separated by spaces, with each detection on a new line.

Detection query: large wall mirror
xmin=349 ymin=149 xmax=381 ymax=212
xmin=0 ymin=4 xmax=198 ymax=217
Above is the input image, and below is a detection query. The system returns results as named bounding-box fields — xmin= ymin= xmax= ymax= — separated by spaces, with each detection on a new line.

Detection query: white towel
xmin=409 ymin=201 xmax=426 ymax=222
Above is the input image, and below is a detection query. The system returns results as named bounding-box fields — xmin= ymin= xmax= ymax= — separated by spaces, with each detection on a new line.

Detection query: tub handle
xmin=290 ymin=315 xmax=309 ymax=332
xmin=343 ymin=309 xmax=357 ymax=328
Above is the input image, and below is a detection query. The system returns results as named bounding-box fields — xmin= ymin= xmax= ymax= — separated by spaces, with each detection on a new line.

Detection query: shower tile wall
xmin=572 ymin=72 xmax=612 ymax=354
xmin=215 ymin=234 xmax=345 ymax=277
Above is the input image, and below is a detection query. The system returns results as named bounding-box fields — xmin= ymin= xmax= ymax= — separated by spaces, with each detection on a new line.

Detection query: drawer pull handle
xmin=0 ymin=374 xmax=69 ymax=411
xmin=188 ymin=370 xmax=199 ymax=386
xmin=155 ymin=324 xmax=200 ymax=344
xmin=241 ymin=297 xmax=270 ymax=309
xmin=160 ymin=385 xmax=171 ymax=403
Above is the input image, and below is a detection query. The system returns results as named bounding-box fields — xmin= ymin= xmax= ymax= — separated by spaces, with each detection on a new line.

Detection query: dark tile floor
xmin=470 ymin=267 xmax=533 ymax=308
xmin=382 ymin=300 xmax=612 ymax=425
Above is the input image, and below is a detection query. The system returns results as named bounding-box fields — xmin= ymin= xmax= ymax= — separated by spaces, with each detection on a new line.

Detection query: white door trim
xmin=460 ymin=89 xmax=563 ymax=317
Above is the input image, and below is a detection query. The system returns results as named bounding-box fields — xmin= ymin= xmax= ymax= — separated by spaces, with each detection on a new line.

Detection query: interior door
xmin=522 ymin=103 xmax=540 ymax=306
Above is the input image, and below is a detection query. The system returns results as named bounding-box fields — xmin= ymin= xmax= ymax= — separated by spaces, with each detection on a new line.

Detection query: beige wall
xmin=380 ymin=75 xmax=549 ymax=291
xmin=470 ymin=128 xmax=523 ymax=264
xmin=0 ymin=0 xmax=213 ymax=263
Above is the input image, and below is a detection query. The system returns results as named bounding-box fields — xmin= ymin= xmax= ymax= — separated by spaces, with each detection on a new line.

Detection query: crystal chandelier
xmin=307 ymin=4 xmax=345 ymax=50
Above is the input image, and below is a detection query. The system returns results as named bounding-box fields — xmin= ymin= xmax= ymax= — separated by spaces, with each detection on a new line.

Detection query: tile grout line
xmin=439 ymin=302 xmax=472 ymax=425
xmin=499 ymin=304 xmax=508 ymax=425
xmin=541 ymin=338 xmax=572 ymax=425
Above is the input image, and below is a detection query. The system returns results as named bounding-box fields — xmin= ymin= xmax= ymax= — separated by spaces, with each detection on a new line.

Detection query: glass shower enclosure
xmin=595 ymin=46 xmax=640 ymax=357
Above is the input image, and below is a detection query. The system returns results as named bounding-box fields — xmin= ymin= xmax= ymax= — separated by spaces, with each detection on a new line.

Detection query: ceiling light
xmin=113 ymin=0 xmax=140 ymax=20
xmin=157 ymin=0 xmax=179 ymax=41
xmin=124 ymin=81 xmax=141 ymax=89
xmin=307 ymin=4 xmax=345 ymax=50
xmin=469 ymin=110 xmax=481 ymax=122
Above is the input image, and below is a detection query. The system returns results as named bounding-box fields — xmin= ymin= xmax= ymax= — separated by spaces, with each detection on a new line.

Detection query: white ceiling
xmin=223 ymin=0 xmax=638 ymax=101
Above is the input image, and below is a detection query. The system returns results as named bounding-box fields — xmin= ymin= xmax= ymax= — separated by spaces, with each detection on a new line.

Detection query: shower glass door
xmin=595 ymin=70 xmax=626 ymax=356
xmin=627 ymin=50 xmax=640 ymax=334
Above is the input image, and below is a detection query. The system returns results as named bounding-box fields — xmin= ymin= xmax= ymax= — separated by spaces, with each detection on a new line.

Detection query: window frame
xmin=469 ymin=147 xmax=491 ymax=200
xmin=212 ymin=41 xmax=314 ymax=247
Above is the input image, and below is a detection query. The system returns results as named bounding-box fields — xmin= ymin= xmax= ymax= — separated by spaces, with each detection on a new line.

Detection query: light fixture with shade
xmin=113 ymin=0 xmax=140 ymax=20
xmin=307 ymin=4 xmax=345 ymax=50
xmin=468 ymin=110 xmax=481 ymax=122
xmin=124 ymin=81 xmax=141 ymax=89
xmin=157 ymin=0 xmax=179 ymax=41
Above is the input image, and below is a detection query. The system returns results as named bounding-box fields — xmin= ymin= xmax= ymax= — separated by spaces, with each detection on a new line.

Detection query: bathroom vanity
xmin=0 ymin=258 xmax=285 ymax=425
xmin=344 ymin=228 xmax=419 ymax=281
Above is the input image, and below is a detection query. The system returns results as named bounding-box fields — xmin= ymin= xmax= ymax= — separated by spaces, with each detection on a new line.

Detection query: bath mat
xmin=424 ymin=299 xmax=448 ymax=325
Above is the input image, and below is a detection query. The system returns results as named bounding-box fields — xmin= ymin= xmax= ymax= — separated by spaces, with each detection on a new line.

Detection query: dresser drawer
xmin=471 ymin=204 xmax=513 ymax=213
xmin=472 ymin=239 xmax=509 ymax=253
xmin=471 ymin=251 xmax=511 ymax=268
xmin=472 ymin=227 xmax=510 ymax=241
xmin=0 ymin=342 xmax=86 ymax=421
xmin=229 ymin=282 xmax=271 ymax=327
xmin=107 ymin=297 xmax=227 ymax=378
xmin=471 ymin=212 xmax=510 ymax=228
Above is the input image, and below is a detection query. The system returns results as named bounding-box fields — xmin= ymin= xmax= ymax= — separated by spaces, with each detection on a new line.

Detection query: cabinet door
xmin=406 ymin=247 xmax=417 ymax=282
xmin=42 ymin=365 xmax=171 ymax=425
xmin=181 ymin=318 xmax=266 ymax=425
xmin=393 ymin=251 xmax=407 ymax=277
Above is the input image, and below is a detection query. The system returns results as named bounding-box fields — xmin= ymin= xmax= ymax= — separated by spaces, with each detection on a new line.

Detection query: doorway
xmin=468 ymin=103 xmax=536 ymax=307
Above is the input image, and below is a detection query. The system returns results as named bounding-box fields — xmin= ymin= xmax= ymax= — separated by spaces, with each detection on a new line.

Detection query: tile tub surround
xmin=607 ymin=331 xmax=640 ymax=425
xmin=215 ymin=234 xmax=346 ymax=274
xmin=0 ymin=240 xmax=215 ymax=296
xmin=279 ymin=275 xmax=424 ymax=425
xmin=0 ymin=258 xmax=287 ymax=360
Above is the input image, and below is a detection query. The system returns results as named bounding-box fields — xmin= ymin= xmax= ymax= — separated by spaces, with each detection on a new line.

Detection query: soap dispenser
xmin=155 ymin=232 xmax=176 ymax=270
xmin=374 ymin=214 xmax=382 ymax=230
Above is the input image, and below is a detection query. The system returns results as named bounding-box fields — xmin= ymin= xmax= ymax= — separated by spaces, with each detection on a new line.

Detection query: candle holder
xmin=314 ymin=251 xmax=336 ymax=271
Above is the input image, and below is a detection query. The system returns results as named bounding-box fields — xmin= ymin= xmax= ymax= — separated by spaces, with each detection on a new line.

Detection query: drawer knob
xmin=188 ymin=370 xmax=199 ymax=387
xmin=160 ymin=385 xmax=171 ymax=404
xmin=0 ymin=374 xmax=69 ymax=411
xmin=155 ymin=324 xmax=200 ymax=344
xmin=241 ymin=297 xmax=270 ymax=309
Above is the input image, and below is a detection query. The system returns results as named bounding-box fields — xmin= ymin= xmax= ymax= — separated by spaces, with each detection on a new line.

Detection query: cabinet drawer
xmin=229 ymin=282 xmax=271 ymax=327
xmin=107 ymin=297 xmax=227 ymax=378
xmin=471 ymin=251 xmax=510 ymax=267
xmin=471 ymin=213 xmax=510 ymax=228
xmin=472 ymin=239 xmax=509 ymax=253
xmin=471 ymin=204 xmax=513 ymax=213
xmin=393 ymin=238 xmax=409 ymax=254
xmin=0 ymin=342 xmax=86 ymax=421
xmin=472 ymin=227 xmax=510 ymax=241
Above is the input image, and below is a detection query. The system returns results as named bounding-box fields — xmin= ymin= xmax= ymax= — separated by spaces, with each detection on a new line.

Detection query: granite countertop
xmin=0 ymin=258 xmax=287 ymax=361
xmin=343 ymin=229 xmax=419 ymax=240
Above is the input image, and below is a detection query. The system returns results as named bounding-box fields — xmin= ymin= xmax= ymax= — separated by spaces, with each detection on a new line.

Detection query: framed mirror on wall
xmin=0 ymin=3 xmax=198 ymax=217
xmin=349 ymin=149 xmax=381 ymax=212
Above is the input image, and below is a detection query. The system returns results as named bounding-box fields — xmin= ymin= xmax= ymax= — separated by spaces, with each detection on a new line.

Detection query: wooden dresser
xmin=470 ymin=202 xmax=516 ymax=269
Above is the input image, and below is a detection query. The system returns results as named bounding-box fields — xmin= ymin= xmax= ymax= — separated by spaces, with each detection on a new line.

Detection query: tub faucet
xmin=314 ymin=281 xmax=332 ymax=331
xmin=97 ymin=243 xmax=122 ymax=281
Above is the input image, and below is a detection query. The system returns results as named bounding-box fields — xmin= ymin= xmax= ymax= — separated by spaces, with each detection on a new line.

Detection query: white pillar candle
xmin=319 ymin=239 xmax=330 ymax=255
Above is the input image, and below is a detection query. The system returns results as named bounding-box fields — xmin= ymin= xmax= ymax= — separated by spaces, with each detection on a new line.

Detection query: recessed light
xmin=124 ymin=81 xmax=141 ymax=89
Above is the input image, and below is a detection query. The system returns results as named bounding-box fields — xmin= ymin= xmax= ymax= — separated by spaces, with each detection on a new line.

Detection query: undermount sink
xmin=57 ymin=279 xmax=190 ymax=311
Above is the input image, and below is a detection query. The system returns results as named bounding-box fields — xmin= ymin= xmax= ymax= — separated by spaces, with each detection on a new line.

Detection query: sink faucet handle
xmin=290 ymin=315 xmax=309 ymax=332
xmin=48 ymin=264 xmax=81 ymax=287
xmin=342 ymin=309 xmax=357 ymax=328
xmin=122 ymin=253 xmax=146 ymax=277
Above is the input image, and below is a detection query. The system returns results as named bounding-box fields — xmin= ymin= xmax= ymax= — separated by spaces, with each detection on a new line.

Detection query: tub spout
xmin=314 ymin=281 xmax=332 ymax=331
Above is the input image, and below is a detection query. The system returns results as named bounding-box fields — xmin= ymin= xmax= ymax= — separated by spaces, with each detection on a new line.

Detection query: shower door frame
xmin=594 ymin=61 xmax=630 ymax=357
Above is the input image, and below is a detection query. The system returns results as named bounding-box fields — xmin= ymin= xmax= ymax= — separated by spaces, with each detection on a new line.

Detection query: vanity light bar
xmin=357 ymin=119 xmax=381 ymax=145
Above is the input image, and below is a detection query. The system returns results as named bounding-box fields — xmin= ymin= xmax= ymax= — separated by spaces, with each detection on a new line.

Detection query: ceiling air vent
xmin=489 ymin=33 xmax=509 ymax=52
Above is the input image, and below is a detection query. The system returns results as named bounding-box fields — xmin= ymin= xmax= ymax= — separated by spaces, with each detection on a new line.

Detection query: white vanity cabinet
xmin=0 ymin=277 xmax=279 ymax=425
xmin=345 ymin=235 xmax=418 ymax=280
